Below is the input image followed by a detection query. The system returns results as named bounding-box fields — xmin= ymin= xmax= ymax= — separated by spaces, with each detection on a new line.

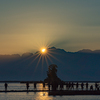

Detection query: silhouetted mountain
xmin=78 ymin=49 xmax=100 ymax=53
xmin=22 ymin=52 xmax=33 ymax=57
xmin=0 ymin=47 xmax=100 ymax=81
xmin=78 ymin=49 xmax=93 ymax=53
xmin=93 ymin=50 xmax=100 ymax=53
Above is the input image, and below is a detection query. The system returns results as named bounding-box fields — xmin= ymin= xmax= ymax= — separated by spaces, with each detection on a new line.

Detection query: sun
xmin=41 ymin=48 xmax=47 ymax=54
xmin=42 ymin=49 xmax=46 ymax=52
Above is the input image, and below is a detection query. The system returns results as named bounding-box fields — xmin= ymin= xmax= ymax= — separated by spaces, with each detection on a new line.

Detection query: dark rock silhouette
xmin=44 ymin=64 xmax=62 ymax=91
xmin=44 ymin=64 xmax=61 ymax=83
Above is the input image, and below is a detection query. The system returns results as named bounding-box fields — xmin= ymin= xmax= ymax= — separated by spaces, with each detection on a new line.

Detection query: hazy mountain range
xmin=0 ymin=47 xmax=100 ymax=81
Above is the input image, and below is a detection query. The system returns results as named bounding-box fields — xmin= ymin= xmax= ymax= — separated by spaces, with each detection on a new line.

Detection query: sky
xmin=0 ymin=0 xmax=100 ymax=55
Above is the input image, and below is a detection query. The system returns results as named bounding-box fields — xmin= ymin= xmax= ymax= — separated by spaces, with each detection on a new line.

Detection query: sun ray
xmin=28 ymin=53 xmax=40 ymax=66
xmin=46 ymin=52 xmax=60 ymax=62
xmin=33 ymin=54 xmax=42 ymax=73
xmin=12 ymin=53 xmax=36 ymax=71
xmin=46 ymin=54 xmax=53 ymax=63
xmin=41 ymin=55 xmax=45 ymax=74
xmin=47 ymin=49 xmax=59 ymax=55
xmin=44 ymin=55 xmax=49 ymax=67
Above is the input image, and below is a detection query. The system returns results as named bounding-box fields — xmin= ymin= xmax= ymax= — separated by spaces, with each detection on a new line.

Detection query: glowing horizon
xmin=0 ymin=0 xmax=100 ymax=55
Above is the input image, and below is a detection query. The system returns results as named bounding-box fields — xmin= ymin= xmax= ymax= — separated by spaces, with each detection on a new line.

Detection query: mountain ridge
xmin=1 ymin=47 xmax=100 ymax=57
xmin=78 ymin=49 xmax=100 ymax=53
xmin=0 ymin=47 xmax=100 ymax=81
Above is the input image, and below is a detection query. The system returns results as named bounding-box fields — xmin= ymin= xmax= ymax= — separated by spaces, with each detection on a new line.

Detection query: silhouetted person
xmin=68 ymin=82 xmax=71 ymax=90
xmin=95 ymin=82 xmax=98 ymax=90
xmin=34 ymin=82 xmax=37 ymax=89
xmin=4 ymin=83 xmax=8 ymax=91
xmin=52 ymin=81 xmax=58 ymax=91
xmin=90 ymin=85 xmax=93 ymax=90
xmin=48 ymin=82 xmax=50 ymax=91
xmin=26 ymin=82 xmax=29 ymax=91
xmin=60 ymin=81 xmax=63 ymax=90
xmin=76 ymin=82 xmax=79 ymax=90
xmin=86 ymin=82 xmax=88 ymax=90
xmin=70 ymin=82 xmax=72 ymax=89
xmin=71 ymin=82 xmax=74 ymax=90
xmin=81 ymin=82 xmax=84 ymax=90
xmin=51 ymin=82 xmax=54 ymax=91
xmin=66 ymin=82 xmax=68 ymax=90
xmin=97 ymin=87 xmax=100 ymax=91
xmin=43 ymin=82 xmax=45 ymax=88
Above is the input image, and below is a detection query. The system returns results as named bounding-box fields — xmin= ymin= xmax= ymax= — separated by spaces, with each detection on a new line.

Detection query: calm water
xmin=0 ymin=92 xmax=100 ymax=100
xmin=0 ymin=83 xmax=100 ymax=100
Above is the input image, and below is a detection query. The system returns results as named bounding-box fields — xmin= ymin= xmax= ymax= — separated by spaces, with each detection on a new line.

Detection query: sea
xmin=0 ymin=83 xmax=100 ymax=100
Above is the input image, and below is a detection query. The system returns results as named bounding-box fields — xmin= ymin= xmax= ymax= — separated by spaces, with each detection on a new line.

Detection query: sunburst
xmin=33 ymin=47 xmax=61 ymax=68
xmin=41 ymin=48 xmax=47 ymax=54
xmin=21 ymin=45 xmax=62 ymax=79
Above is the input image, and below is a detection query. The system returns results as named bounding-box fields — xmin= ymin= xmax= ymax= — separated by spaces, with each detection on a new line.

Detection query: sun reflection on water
xmin=35 ymin=92 xmax=53 ymax=100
